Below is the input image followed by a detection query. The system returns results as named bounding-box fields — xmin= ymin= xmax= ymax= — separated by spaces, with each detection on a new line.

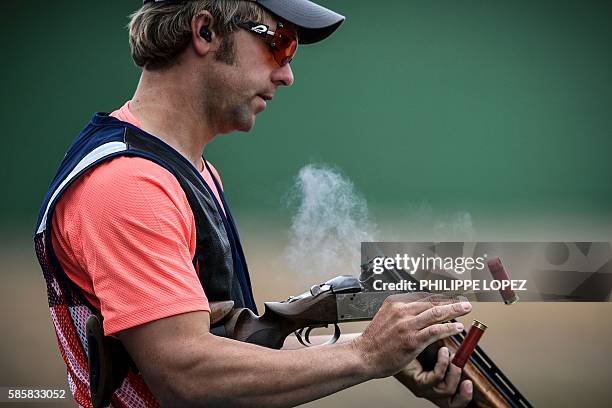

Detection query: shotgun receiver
xmin=219 ymin=275 xmax=533 ymax=408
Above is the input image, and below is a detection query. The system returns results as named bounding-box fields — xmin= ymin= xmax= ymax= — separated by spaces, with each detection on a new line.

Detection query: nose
xmin=271 ymin=62 xmax=294 ymax=87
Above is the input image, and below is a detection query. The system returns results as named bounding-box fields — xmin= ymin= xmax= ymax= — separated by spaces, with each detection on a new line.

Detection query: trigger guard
xmin=295 ymin=324 xmax=342 ymax=347
xmin=323 ymin=324 xmax=341 ymax=345
xmin=304 ymin=326 xmax=316 ymax=344
xmin=295 ymin=328 xmax=309 ymax=347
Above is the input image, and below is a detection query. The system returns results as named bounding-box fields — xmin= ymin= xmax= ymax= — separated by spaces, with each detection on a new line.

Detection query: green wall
xmin=2 ymin=0 xmax=611 ymax=234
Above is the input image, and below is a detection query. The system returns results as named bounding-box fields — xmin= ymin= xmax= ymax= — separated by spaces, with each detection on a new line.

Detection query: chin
xmin=219 ymin=118 xmax=254 ymax=134
xmin=219 ymin=106 xmax=257 ymax=134
xmin=232 ymin=109 xmax=257 ymax=132
xmin=234 ymin=117 xmax=255 ymax=132
xmin=235 ymin=125 xmax=254 ymax=133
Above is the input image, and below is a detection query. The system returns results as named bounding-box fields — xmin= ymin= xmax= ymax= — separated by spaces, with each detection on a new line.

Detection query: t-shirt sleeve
xmin=63 ymin=156 xmax=210 ymax=336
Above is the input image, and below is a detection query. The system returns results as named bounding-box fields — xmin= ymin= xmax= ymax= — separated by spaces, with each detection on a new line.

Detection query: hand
xmin=351 ymin=293 xmax=472 ymax=379
xmin=395 ymin=346 xmax=473 ymax=408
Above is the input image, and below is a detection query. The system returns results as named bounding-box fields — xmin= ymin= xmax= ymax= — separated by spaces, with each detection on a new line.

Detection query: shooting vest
xmin=34 ymin=113 xmax=257 ymax=407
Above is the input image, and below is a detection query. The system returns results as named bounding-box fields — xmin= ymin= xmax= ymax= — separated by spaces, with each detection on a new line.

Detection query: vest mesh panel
xmin=35 ymin=232 xmax=160 ymax=408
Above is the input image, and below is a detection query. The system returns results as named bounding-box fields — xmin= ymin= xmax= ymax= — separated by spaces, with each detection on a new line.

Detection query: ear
xmin=191 ymin=11 xmax=218 ymax=56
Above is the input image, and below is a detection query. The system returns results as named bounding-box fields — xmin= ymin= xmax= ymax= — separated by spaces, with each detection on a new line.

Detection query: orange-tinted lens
xmin=272 ymin=26 xmax=298 ymax=66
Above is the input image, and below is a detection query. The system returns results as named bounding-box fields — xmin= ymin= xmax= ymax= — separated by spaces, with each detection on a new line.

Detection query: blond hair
xmin=129 ymin=0 xmax=269 ymax=70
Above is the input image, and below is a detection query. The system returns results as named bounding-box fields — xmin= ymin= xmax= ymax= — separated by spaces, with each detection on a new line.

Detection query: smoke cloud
xmin=282 ymin=164 xmax=377 ymax=280
xmin=282 ymin=165 xmax=476 ymax=281
xmin=433 ymin=211 xmax=475 ymax=241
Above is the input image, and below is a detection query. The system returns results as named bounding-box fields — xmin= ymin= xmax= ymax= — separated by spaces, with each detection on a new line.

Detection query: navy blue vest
xmin=35 ymin=113 xmax=257 ymax=313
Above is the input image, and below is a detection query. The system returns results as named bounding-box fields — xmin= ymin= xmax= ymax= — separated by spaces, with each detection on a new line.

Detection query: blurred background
xmin=1 ymin=0 xmax=611 ymax=406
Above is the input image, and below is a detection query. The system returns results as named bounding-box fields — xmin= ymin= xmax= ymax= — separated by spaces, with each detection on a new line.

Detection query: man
xmin=35 ymin=1 xmax=473 ymax=406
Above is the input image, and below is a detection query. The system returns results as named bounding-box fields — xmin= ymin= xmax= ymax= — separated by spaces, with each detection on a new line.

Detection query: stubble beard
xmin=206 ymin=33 xmax=256 ymax=133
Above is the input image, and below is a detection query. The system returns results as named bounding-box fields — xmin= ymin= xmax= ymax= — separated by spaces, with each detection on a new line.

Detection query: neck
xmin=129 ymin=67 xmax=215 ymax=171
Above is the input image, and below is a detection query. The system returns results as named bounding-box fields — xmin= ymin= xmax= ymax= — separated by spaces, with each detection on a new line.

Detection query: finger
xmin=427 ymin=346 xmax=451 ymax=384
xmin=416 ymin=321 xmax=464 ymax=345
xmin=415 ymin=346 xmax=450 ymax=386
xmin=429 ymin=293 xmax=469 ymax=306
xmin=439 ymin=362 xmax=462 ymax=395
xmin=384 ymin=293 xmax=436 ymax=318
xmin=432 ymin=359 xmax=462 ymax=397
xmin=385 ymin=292 xmax=433 ymax=305
xmin=449 ymin=380 xmax=473 ymax=408
xmin=413 ymin=302 xmax=472 ymax=330
xmin=389 ymin=293 xmax=462 ymax=317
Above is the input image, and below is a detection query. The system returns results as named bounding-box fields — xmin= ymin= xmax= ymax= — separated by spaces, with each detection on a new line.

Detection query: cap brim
xmin=256 ymin=0 xmax=345 ymax=44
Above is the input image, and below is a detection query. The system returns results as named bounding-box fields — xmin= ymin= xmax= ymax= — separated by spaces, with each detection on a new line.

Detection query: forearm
xmin=160 ymin=333 xmax=370 ymax=407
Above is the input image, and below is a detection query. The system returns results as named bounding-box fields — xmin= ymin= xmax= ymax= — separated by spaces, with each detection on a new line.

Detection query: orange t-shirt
xmin=51 ymin=101 xmax=222 ymax=336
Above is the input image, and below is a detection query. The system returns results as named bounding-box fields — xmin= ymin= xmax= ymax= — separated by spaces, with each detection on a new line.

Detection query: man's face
xmin=203 ymin=16 xmax=296 ymax=134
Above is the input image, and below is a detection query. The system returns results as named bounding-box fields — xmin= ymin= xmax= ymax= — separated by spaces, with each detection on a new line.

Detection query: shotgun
xmin=219 ymin=275 xmax=532 ymax=408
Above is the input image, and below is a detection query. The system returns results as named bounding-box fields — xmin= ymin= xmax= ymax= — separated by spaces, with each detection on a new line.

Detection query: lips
xmin=257 ymin=93 xmax=273 ymax=102
xmin=255 ymin=94 xmax=271 ymax=112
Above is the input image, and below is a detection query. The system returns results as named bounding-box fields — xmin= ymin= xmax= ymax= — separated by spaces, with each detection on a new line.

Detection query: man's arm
xmin=118 ymin=297 xmax=471 ymax=407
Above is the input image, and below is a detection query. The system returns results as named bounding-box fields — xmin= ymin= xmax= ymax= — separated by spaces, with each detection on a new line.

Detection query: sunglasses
xmin=235 ymin=20 xmax=298 ymax=66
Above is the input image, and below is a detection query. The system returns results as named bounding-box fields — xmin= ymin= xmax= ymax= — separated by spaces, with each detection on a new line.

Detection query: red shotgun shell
xmin=487 ymin=257 xmax=519 ymax=304
xmin=452 ymin=320 xmax=487 ymax=368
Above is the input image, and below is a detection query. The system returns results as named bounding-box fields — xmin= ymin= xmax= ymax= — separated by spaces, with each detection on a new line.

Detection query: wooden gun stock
xmin=223 ymin=291 xmax=338 ymax=349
